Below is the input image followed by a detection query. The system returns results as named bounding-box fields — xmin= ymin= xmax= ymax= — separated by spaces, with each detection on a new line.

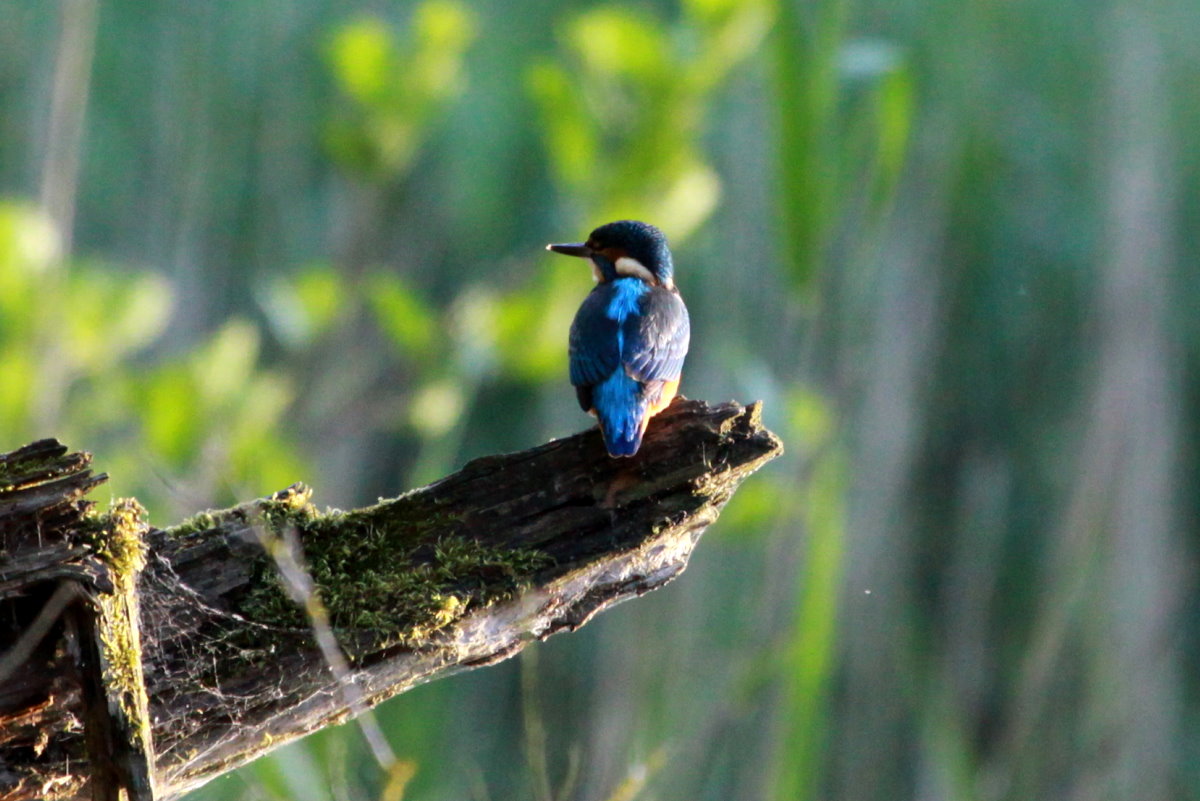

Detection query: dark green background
xmin=2 ymin=0 xmax=1198 ymax=799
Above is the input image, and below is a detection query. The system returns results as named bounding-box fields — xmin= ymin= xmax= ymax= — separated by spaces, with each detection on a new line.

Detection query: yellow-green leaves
xmin=0 ymin=203 xmax=58 ymax=332
xmin=530 ymin=0 xmax=772 ymax=241
xmin=325 ymin=3 xmax=477 ymax=180
xmin=0 ymin=202 xmax=59 ymax=280
xmin=365 ymin=272 xmax=437 ymax=356
xmin=494 ymin=259 xmax=582 ymax=382
xmin=260 ymin=264 xmax=347 ymax=347
xmin=872 ymin=60 xmax=914 ymax=208
xmin=527 ymin=61 xmax=598 ymax=187
xmin=141 ymin=320 xmax=295 ymax=472
xmin=63 ymin=267 xmax=171 ymax=368
xmin=329 ymin=17 xmax=394 ymax=103
xmin=0 ymin=200 xmax=307 ymax=513
xmin=568 ymin=8 xmax=669 ymax=80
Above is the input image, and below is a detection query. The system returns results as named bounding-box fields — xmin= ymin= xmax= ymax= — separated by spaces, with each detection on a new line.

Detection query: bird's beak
xmin=546 ymin=242 xmax=592 ymax=258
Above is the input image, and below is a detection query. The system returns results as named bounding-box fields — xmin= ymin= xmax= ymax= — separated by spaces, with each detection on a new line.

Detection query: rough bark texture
xmin=0 ymin=398 xmax=782 ymax=800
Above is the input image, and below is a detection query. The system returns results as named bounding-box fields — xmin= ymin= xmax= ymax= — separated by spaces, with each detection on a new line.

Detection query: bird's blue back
xmin=569 ymin=277 xmax=690 ymax=455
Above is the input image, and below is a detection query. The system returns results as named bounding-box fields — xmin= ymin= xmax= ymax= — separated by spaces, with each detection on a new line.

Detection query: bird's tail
xmin=594 ymin=372 xmax=648 ymax=457
xmin=601 ymin=422 xmax=643 ymax=457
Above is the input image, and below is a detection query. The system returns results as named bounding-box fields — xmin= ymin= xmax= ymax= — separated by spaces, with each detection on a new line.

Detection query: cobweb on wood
xmin=135 ymin=522 xmax=377 ymax=786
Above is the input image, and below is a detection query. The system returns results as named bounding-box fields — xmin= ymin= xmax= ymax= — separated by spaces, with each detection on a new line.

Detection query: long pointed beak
xmin=546 ymin=242 xmax=592 ymax=258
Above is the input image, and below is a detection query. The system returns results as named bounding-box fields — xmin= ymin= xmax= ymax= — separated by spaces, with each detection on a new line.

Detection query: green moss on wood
xmin=84 ymin=499 xmax=155 ymax=748
xmin=168 ymin=483 xmax=553 ymax=655
xmin=0 ymin=453 xmax=69 ymax=492
xmin=165 ymin=483 xmax=321 ymax=539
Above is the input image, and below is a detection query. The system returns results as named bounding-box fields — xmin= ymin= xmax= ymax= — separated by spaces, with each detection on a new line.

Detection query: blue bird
xmin=547 ymin=220 xmax=690 ymax=457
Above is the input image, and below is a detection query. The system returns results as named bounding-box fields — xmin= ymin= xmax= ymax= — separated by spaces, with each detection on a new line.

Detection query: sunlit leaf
xmin=873 ymin=61 xmax=914 ymax=202
xmin=230 ymin=433 xmax=307 ymax=500
xmin=118 ymin=274 xmax=172 ymax=349
xmin=690 ymin=0 xmax=774 ymax=90
xmin=259 ymin=264 xmax=346 ymax=346
xmin=639 ymin=161 xmax=720 ymax=241
xmin=325 ymin=3 xmax=475 ymax=182
xmin=568 ymin=7 xmax=668 ymax=80
xmin=368 ymin=116 xmax=421 ymax=173
xmin=328 ymin=16 xmax=395 ymax=103
xmin=414 ymin=0 xmax=476 ymax=55
xmin=365 ymin=272 xmax=437 ymax=355
xmin=713 ymin=478 xmax=782 ymax=538
xmin=682 ymin=0 xmax=740 ymax=21
xmin=229 ymin=373 xmax=294 ymax=442
xmin=494 ymin=261 xmax=580 ymax=381
xmin=193 ymin=319 xmax=261 ymax=408
xmin=63 ymin=268 xmax=169 ymax=368
xmin=0 ymin=202 xmax=60 ymax=279
xmin=0 ymin=349 xmax=33 ymax=438
xmin=0 ymin=205 xmax=56 ymax=330
xmin=788 ymin=386 xmax=835 ymax=450
xmin=142 ymin=366 xmax=201 ymax=465
xmin=526 ymin=61 xmax=597 ymax=185
xmin=410 ymin=379 xmax=465 ymax=436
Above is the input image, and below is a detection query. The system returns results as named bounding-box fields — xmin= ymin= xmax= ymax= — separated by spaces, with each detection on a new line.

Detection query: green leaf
xmin=193 ymin=319 xmax=262 ymax=408
xmin=60 ymin=268 xmax=170 ymax=369
xmin=872 ymin=61 xmax=914 ymax=205
xmin=494 ymin=261 xmax=582 ymax=382
xmin=526 ymin=61 xmax=597 ymax=185
xmin=365 ymin=272 xmax=436 ymax=355
xmin=328 ymin=16 xmax=395 ymax=103
xmin=142 ymin=366 xmax=201 ymax=465
xmin=414 ymin=0 xmax=475 ymax=51
xmin=259 ymin=264 xmax=346 ymax=346
xmin=568 ymin=7 xmax=668 ymax=80
xmin=0 ymin=349 xmax=33 ymax=438
xmin=713 ymin=478 xmax=782 ymax=538
xmin=0 ymin=202 xmax=59 ymax=282
xmin=788 ymin=386 xmax=835 ymax=450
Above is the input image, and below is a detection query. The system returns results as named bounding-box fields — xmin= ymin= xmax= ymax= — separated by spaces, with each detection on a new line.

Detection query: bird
xmin=547 ymin=220 xmax=690 ymax=457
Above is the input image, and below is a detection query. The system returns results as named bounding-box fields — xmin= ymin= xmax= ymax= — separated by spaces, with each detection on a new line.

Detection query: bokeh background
xmin=2 ymin=0 xmax=1198 ymax=798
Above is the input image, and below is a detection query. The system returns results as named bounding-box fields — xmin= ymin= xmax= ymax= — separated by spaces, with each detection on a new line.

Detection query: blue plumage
xmin=590 ymin=278 xmax=651 ymax=455
xmin=551 ymin=220 xmax=691 ymax=457
xmin=592 ymin=369 xmax=645 ymax=456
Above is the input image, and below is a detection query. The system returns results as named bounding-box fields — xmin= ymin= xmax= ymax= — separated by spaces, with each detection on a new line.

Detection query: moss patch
xmin=83 ymin=499 xmax=155 ymax=747
xmin=0 ymin=452 xmax=71 ymax=492
xmin=175 ymin=486 xmax=553 ymax=655
xmin=165 ymin=482 xmax=321 ymax=539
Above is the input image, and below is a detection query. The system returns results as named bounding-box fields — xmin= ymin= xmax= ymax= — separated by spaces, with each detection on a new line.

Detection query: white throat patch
xmin=614 ymin=255 xmax=656 ymax=284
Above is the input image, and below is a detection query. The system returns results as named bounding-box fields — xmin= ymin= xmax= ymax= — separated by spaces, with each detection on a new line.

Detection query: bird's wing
xmin=569 ymin=286 xmax=621 ymax=388
xmin=623 ymin=287 xmax=690 ymax=382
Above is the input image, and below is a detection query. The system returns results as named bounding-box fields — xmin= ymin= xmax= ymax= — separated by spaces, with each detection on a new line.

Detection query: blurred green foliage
xmin=325 ymin=3 xmax=476 ymax=179
xmin=2 ymin=0 xmax=1198 ymax=798
xmin=0 ymin=201 xmax=303 ymax=507
xmin=529 ymin=0 xmax=771 ymax=235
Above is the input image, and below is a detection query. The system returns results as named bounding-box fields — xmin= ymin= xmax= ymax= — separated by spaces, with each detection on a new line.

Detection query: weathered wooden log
xmin=0 ymin=398 xmax=782 ymax=800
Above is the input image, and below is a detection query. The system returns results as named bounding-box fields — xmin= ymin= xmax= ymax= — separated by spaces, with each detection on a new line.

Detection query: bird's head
xmin=547 ymin=220 xmax=674 ymax=288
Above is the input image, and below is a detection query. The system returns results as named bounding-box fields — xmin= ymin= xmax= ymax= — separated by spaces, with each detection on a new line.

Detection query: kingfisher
xmin=547 ymin=220 xmax=690 ymax=457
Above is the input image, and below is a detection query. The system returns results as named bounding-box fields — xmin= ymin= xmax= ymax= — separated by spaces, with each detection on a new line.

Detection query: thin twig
xmin=255 ymin=523 xmax=398 ymax=771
